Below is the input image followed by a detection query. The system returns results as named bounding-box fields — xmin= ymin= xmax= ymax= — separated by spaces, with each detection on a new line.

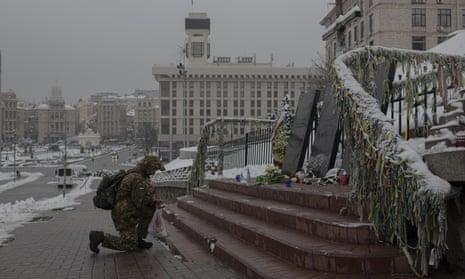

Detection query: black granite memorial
xmin=309 ymin=87 xmax=340 ymax=177
xmin=282 ymin=90 xmax=320 ymax=175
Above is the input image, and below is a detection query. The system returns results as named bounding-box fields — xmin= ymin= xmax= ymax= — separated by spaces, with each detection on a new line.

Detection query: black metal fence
xmin=207 ymin=128 xmax=273 ymax=169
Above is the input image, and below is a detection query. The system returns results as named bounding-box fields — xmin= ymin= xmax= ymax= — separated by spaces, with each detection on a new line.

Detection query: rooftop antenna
xmin=177 ymin=44 xmax=187 ymax=65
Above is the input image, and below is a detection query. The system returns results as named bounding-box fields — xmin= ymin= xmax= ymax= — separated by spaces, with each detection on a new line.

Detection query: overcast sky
xmin=0 ymin=0 xmax=331 ymax=104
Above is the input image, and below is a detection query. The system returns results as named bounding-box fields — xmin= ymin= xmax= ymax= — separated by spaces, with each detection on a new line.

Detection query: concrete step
xmin=193 ymin=186 xmax=376 ymax=244
xmin=430 ymin=122 xmax=465 ymax=136
xmin=164 ymin=206 xmax=328 ymax=279
xmin=174 ymin=194 xmax=411 ymax=275
xmin=207 ymin=179 xmax=359 ymax=216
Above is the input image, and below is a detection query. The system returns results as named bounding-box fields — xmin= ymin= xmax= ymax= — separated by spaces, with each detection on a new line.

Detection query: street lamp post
xmin=177 ymin=63 xmax=187 ymax=148
xmin=12 ymin=132 xmax=16 ymax=184
xmin=63 ymin=137 xmax=68 ymax=198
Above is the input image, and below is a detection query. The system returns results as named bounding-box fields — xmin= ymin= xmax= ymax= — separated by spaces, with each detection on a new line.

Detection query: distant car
xmin=95 ymin=169 xmax=114 ymax=177
xmin=77 ymin=168 xmax=92 ymax=177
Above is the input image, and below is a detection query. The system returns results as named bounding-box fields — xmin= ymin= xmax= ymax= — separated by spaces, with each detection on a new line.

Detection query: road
xmin=0 ymin=147 xmax=135 ymax=204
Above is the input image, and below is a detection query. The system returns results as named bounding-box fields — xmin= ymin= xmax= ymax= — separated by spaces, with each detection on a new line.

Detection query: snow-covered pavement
xmin=0 ymin=173 xmax=100 ymax=245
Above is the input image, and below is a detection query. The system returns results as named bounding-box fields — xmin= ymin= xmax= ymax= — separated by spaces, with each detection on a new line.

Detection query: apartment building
xmin=95 ymin=97 xmax=127 ymax=142
xmin=153 ymin=12 xmax=322 ymax=161
xmin=321 ymin=0 xmax=465 ymax=62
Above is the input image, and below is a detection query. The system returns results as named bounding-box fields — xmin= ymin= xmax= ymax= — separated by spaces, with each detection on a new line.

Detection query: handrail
xmin=333 ymin=46 xmax=456 ymax=276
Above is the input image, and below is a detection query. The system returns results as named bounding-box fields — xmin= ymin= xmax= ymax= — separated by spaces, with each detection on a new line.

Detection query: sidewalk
xmin=0 ymin=180 xmax=244 ymax=279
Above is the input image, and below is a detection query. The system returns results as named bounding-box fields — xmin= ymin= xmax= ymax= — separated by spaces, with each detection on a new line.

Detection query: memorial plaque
xmin=309 ymin=88 xmax=340 ymax=177
xmin=282 ymin=90 xmax=320 ymax=175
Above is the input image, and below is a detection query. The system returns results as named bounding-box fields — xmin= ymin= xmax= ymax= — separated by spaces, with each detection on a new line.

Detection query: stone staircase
xmin=423 ymin=97 xmax=465 ymax=183
xmin=163 ymin=179 xmax=414 ymax=278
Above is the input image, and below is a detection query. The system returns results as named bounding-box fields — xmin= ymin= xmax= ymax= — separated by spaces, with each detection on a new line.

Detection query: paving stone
xmin=0 ymin=179 xmax=243 ymax=279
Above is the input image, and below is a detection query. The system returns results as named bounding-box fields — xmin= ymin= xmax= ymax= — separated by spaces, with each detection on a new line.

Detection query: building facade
xmin=0 ymin=90 xmax=18 ymax=145
xmin=321 ymin=0 xmax=465 ymax=62
xmin=95 ymin=97 xmax=127 ymax=142
xmin=36 ymin=86 xmax=78 ymax=144
xmin=153 ymin=13 xmax=323 ymax=161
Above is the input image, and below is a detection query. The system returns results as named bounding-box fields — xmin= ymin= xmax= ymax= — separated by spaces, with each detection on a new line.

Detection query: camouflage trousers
xmin=101 ymin=205 xmax=155 ymax=251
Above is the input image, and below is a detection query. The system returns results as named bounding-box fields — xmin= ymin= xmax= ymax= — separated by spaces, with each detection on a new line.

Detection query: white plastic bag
xmin=148 ymin=208 xmax=167 ymax=238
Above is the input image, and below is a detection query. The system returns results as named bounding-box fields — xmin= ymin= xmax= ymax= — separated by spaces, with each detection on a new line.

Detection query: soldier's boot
xmin=138 ymin=237 xmax=153 ymax=248
xmin=89 ymin=231 xmax=104 ymax=253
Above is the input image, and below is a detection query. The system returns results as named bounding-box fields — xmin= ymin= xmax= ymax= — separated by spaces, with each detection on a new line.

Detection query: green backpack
xmin=93 ymin=169 xmax=130 ymax=210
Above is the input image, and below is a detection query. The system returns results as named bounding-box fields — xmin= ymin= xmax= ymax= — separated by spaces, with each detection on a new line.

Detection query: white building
xmin=153 ymin=12 xmax=323 ymax=161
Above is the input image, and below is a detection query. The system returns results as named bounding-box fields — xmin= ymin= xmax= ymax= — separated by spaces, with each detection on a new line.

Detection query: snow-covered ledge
xmin=332 ymin=46 xmax=455 ymax=276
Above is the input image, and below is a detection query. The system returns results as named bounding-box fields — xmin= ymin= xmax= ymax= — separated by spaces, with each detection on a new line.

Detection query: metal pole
xmin=63 ymin=137 xmax=67 ymax=198
xmin=13 ymin=133 xmax=16 ymax=184
xmin=177 ymin=63 xmax=188 ymax=148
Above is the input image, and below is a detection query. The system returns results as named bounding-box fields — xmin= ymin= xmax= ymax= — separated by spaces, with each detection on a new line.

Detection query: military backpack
xmin=93 ymin=169 xmax=132 ymax=210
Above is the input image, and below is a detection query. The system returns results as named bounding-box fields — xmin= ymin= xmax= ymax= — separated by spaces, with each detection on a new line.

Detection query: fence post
xmin=218 ymin=120 xmax=224 ymax=175
xmin=244 ymin=132 xmax=249 ymax=167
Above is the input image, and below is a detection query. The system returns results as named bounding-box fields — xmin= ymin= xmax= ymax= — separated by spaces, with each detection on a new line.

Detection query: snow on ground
xmin=0 ymin=172 xmax=44 ymax=194
xmin=0 ymin=175 xmax=99 ymax=245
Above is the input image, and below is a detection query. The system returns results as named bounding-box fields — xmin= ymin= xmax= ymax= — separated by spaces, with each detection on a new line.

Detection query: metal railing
xmin=207 ymin=128 xmax=273 ymax=169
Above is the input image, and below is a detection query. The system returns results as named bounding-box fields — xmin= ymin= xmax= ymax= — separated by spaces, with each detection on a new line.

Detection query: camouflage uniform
xmin=101 ymin=155 xmax=164 ymax=251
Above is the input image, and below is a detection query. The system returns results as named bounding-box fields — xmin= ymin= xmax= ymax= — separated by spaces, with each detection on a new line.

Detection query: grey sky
xmin=0 ymin=0 xmax=331 ymax=104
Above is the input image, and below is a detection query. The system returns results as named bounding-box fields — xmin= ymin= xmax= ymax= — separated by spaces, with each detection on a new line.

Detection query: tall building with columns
xmin=153 ymin=12 xmax=323 ymax=161
xmin=36 ymin=85 xmax=78 ymax=144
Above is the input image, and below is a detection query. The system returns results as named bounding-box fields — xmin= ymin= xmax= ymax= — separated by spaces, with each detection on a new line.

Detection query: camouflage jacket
xmin=115 ymin=171 xmax=157 ymax=210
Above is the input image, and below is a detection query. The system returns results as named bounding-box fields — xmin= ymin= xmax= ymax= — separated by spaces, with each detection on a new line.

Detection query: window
xmin=438 ymin=9 xmax=451 ymax=27
xmin=333 ymin=42 xmax=337 ymax=58
xmin=369 ymin=14 xmax=373 ymax=35
xmin=160 ymin=81 xmax=170 ymax=97
xmin=191 ymin=42 xmax=204 ymax=57
xmin=161 ymin=119 xmax=170 ymax=134
xmin=348 ymin=31 xmax=352 ymax=48
xmin=161 ymin=100 xmax=170 ymax=116
xmin=463 ymin=9 xmax=465 ymax=27
xmin=437 ymin=36 xmax=448 ymax=44
xmin=354 ymin=26 xmax=358 ymax=43
xmin=412 ymin=8 xmax=426 ymax=26
xmin=412 ymin=36 xmax=426 ymax=50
